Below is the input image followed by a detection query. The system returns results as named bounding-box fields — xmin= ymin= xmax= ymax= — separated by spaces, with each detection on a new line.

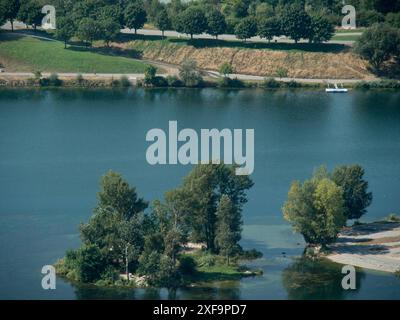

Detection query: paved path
xmin=2 ymin=21 xmax=359 ymax=45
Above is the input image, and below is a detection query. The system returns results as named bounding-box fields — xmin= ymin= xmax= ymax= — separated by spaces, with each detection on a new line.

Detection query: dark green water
xmin=0 ymin=88 xmax=399 ymax=300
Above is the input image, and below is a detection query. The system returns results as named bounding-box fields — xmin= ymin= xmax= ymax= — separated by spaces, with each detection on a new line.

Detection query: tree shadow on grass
xmin=168 ymin=38 xmax=350 ymax=53
xmin=66 ymin=45 xmax=143 ymax=60
xmin=113 ymin=32 xmax=349 ymax=53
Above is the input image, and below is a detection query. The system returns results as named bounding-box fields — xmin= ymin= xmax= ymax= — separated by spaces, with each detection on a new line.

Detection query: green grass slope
xmin=0 ymin=33 xmax=149 ymax=73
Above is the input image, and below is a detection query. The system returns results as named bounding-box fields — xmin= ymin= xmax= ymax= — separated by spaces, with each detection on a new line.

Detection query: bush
xmin=285 ymin=80 xmax=301 ymax=88
xmin=166 ymin=75 xmax=183 ymax=87
xmin=275 ymin=67 xmax=288 ymax=78
xmin=240 ymin=249 xmax=263 ymax=260
xmin=49 ymin=73 xmax=62 ymax=86
xmin=197 ymin=253 xmax=216 ymax=268
xmin=217 ymin=77 xmax=245 ymax=88
xmin=119 ymin=76 xmax=131 ymax=87
xmin=386 ymin=213 xmax=400 ymax=222
xmin=179 ymin=59 xmax=203 ymax=87
xmin=151 ymin=76 xmax=168 ymax=87
xmin=178 ymin=255 xmax=197 ymax=275
xmin=357 ymin=10 xmax=385 ymax=27
xmin=261 ymin=77 xmax=281 ymax=88
xmin=144 ymin=65 xmax=157 ymax=85
xmin=33 ymin=71 xmax=42 ymax=80
xmin=76 ymin=74 xmax=84 ymax=85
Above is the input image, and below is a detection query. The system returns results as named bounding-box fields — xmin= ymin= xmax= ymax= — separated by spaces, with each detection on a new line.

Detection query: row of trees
xmin=0 ymin=0 xmax=368 ymax=45
xmin=59 ymin=164 xmax=254 ymax=287
xmin=283 ymin=165 xmax=373 ymax=247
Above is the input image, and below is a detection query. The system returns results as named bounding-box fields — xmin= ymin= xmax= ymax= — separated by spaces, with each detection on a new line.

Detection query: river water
xmin=0 ymin=88 xmax=399 ymax=299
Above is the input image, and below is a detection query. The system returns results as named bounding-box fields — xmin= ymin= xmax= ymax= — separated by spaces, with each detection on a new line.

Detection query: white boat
xmin=326 ymin=83 xmax=348 ymax=93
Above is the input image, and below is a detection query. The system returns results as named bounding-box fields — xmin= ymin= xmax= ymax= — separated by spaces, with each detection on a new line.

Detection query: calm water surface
xmin=0 ymin=88 xmax=399 ymax=299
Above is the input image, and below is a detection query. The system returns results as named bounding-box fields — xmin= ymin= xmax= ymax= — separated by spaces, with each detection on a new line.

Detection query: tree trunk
xmin=190 ymin=34 xmax=193 ymax=40
xmin=135 ymin=28 xmax=137 ymax=35
xmin=11 ymin=20 xmax=14 ymax=32
xmin=162 ymin=30 xmax=164 ymax=38
xmin=64 ymin=40 xmax=67 ymax=49
xmin=125 ymin=245 xmax=129 ymax=281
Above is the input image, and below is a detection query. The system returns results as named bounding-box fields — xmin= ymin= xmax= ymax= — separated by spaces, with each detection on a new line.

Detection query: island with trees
xmin=56 ymin=164 xmax=263 ymax=288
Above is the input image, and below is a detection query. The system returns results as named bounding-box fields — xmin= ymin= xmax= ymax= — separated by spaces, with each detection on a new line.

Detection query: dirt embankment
xmin=124 ymin=40 xmax=373 ymax=80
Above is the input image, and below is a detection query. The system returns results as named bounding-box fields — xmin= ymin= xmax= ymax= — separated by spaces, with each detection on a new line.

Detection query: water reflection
xmin=282 ymin=256 xmax=366 ymax=300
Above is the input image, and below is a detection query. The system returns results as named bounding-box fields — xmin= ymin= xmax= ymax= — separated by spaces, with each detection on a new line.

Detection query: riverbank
xmin=327 ymin=221 xmax=400 ymax=274
xmin=1 ymin=72 xmax=399 ymax=90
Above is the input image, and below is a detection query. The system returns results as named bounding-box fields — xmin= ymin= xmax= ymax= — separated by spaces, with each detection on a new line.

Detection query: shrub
xmin=49 ymin=73 xmax=62 ymax=86
xmin=386 ymin=213 xmax=400 ymax=222
xmin=217 ymin=77 xmax=245 ymax=88
xmin=275 ymin=67 xmax=288 ymax=78
xmin=144 ymin=65 xmax=157 ymax=85
xmin=285 ymin=80 xmax=301 ymax=88
xmin=178 ymin=255 xmax=197 ymax=275
xmin=120 ymin=76 xmax=131 ymax=87
xmin=261 ymin=77 xmax=281 ymax=88
xmin=151 ymin=76 xmax=168 ymax=87
xmin=197 ymin=253 xmax=216 ymax=268
xmin=166 ymin=75 xmax=183 ymax=87
xmin=240 ymin=249 xmax=263 ymax=260
xmin=76 ymin=74 xmax=84 ymax=85
xmin=179 ymin=59 xmax=203 ymax=87
xmin=33 ymin=71 xmax=42 ymax=80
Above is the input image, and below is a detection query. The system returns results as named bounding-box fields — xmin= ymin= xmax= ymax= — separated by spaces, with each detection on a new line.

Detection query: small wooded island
xmin=56 ymin=164 xmax=262 ymax=288
xmin=57 ymin=162 xmax=399 ymax=288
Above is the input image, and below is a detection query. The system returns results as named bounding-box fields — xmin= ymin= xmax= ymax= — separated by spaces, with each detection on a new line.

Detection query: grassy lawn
xmin=0 ymin=33 xmax=150 ymax=73
xmin=181 ymin=251 xmax=262 ymax=284
xmin=335 ymin=28 xmax=365 ymax=33
xmin=332 ymin=34 xmax=361 ymax=41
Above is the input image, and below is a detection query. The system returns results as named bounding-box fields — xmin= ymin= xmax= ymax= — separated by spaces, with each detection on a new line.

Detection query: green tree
xmin=179 ymin=59 xmax=203 ymax=87
xmin=55 ymin=16 xmax=75 ymax=48
xmin=280 ymin=4 xmax=312 ymax=43
xmin=257 ymin=17 xmax=280 ymax=42
xmin=98 ymin=17 xmax=121 ymax=46
xmin=206 ymin=9 xmax=227 ymax=39
xmin=0 ymin=0 xmax=20 ymax=31
xmin=332 ymin=165 xmax=373 ymax=220
xmin=155 ymin=7 xmax=171 ymax=38
xmin=309 ymin=14 xmax=334 ymax=43
xmin=144 ymin=64 xmax=157 ymax=84
xmin=282 ymin=170 xmax=346 ymax=247
xmin=176 ymin=6 xmax=207 ymax=40
xmin=234 ymin=17 xmax=257 ymax=41
xmin=0 ymin=2 xmax=6 ymax=26
xmin=386 ymin=12 xmax=400 ymax=28
xmin=174 ymin=164 xmax=253 ymax=252
xmin=215 ymin=195 xmax=239 ymax=264
xmin=354 ymin=23 xmax=400 ymax=71
xmin=76 ymin=244 xmax=105 ymax=283
xmin=124 ymin=0 xmax=147 ymax=35
xmin=97 ymin=170 xmax=148 ymax=220
xmin=219 ymin=62 xmax=234 ymax=77
xmin=76 ymin=17 xmax=101 ymax=46
xmin=17 ymin=0 xmax=44 ymax=31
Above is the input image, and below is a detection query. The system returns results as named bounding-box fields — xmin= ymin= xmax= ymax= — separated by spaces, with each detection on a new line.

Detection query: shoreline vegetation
xmin=1 ymin=71 xmax=400 ymax=90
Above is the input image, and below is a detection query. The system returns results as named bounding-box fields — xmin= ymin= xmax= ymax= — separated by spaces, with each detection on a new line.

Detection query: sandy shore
xmin=327 ymin=222 xmax=400 ymax=273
